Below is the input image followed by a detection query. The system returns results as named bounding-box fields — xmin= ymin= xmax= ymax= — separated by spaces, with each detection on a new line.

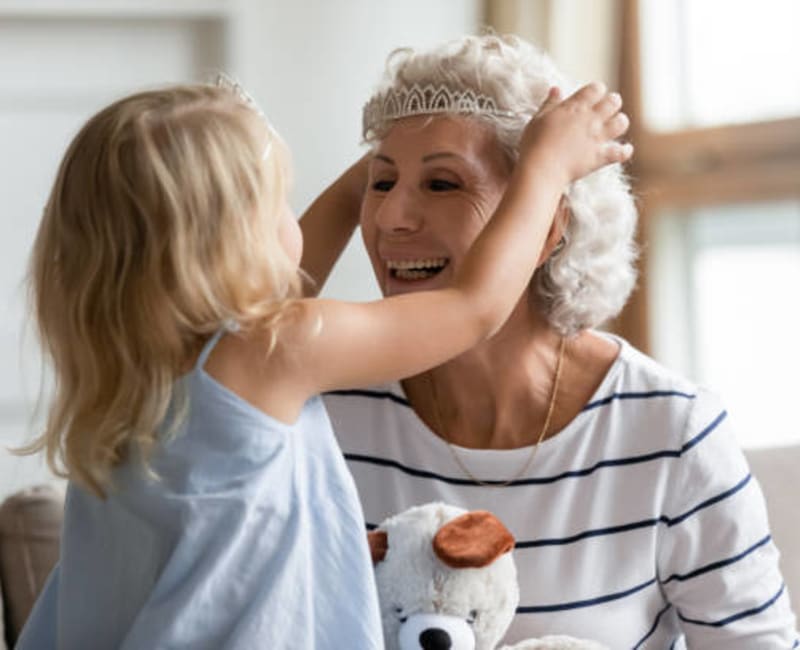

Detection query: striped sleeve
xmin=657 ymin=388 xmax=797 ymax=648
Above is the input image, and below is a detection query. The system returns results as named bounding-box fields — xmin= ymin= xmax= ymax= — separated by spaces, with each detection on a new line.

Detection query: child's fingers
xmin=593 ymin=91 xmax=622 ymax=120
xmin=569 ymin=81 xmax=607 ymax=106
xmin=605 ymin=111 xmax=630 ymax=139
xmin=535 ymin=86 xmax=562 ymax=116
xmin=603 ymin=141 xmax=634 ymax=165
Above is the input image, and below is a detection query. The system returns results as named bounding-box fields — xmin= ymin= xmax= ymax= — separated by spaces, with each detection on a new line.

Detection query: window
xmin=617 ymin=0 xmax=800 ymax=448
xmin=649 ymin=200 xmax=800 ymax=447
xmin=639 ymin=0 xmax=800 ymax=131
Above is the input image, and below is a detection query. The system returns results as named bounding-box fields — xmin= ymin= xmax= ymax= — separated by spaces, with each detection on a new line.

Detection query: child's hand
xmin=519 ymin=82 xmax=633 ymax=187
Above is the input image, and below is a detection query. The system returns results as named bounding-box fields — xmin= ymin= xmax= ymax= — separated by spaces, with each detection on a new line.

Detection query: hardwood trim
xmin=619 ymin=0 xmax=645 ymax=143
xmin=612 ymin=0 xmax=650 ymax=352
xmin=635 ymin=158 xmax=800 ymax=211
xmin=635 ymin=117 xmax=800 ymax=175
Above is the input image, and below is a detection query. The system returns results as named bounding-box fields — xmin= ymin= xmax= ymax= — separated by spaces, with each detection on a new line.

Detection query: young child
xmin=16 ymin=79 xmax=630 ymax=649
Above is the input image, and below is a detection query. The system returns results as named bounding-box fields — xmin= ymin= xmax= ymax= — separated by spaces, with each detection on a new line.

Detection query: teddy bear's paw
xmin=499 ymin=635 xmax=609 ymax=650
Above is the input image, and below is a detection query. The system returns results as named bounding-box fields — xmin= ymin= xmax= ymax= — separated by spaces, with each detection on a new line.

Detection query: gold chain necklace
xmin=426 ymin=336 xmax=566 ymax=487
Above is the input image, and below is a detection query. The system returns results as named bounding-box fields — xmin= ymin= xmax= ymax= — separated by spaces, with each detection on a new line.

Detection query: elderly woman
xmin=303 ymin=34 xmax=798 ymax=648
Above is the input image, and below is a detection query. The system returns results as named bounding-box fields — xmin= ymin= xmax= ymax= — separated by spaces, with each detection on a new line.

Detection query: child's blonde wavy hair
xmin=24 ymin=83 xmax=301 ymax=496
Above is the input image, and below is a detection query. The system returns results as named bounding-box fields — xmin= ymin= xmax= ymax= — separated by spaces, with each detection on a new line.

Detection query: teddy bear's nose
xmin=419 ymin=627 xmax=452 ymax=650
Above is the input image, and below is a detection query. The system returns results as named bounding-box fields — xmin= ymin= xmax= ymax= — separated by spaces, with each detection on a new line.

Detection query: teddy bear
xmin=367 ymin=502 xmax=608 ymax=650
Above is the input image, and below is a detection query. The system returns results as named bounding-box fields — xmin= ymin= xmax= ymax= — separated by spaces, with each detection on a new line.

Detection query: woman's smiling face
xmin=360 ymin=115 xmax=511 ymax=296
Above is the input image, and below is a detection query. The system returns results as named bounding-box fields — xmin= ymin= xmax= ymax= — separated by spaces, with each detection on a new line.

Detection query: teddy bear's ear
xmin=432 ymin=510 xmax=515 ymax=569
xmin=367 ymin=529 xmax=388 ymax=564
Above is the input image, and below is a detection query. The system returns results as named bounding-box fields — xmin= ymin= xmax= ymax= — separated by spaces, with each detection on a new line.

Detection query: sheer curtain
xmin=485 ymin=0 xmax=621 ymax=88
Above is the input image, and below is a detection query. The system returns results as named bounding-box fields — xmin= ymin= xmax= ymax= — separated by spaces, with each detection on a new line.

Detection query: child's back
xmin=20 ymin=327 xmax=381 ymax=649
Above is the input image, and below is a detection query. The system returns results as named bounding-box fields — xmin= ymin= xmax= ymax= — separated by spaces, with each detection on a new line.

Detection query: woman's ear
xmin=536 ymin=196 xmax=570 ymax=268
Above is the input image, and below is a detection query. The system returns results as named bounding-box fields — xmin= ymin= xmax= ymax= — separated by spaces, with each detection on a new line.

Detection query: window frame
xmin=613 ymin=0 xmax=800 ymax=353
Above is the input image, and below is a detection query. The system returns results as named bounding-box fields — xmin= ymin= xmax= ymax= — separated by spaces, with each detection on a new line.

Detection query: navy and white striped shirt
xmin=324 ymin=336 xmax=798 ymax=649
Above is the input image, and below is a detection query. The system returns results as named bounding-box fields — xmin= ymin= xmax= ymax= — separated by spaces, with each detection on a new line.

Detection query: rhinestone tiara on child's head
xmin=214 ymin=72 xmax=276 ymax=160
xmin=361 ymin=83 xmax=518 ymax=139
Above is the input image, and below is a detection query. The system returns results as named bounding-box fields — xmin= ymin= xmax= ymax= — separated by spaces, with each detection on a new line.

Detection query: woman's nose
xmin=373 ymin=188 xmax=423 ymax=235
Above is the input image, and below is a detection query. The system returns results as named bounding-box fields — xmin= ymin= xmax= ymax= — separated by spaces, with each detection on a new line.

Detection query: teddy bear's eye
xmin=466 ymin=609 xmax=478 ymax=625
xmin=393 ymin=605 xmax=408 ymax=623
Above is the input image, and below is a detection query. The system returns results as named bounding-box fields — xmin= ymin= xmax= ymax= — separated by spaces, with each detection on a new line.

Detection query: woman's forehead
xmin=376 ymin=115 xmax=505 ymax=168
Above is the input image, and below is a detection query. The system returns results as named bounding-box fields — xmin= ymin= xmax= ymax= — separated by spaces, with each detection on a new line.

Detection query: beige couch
xmin=0 ymin=485 xmax=63 ymax=649
xmin=746 ymin=444 xmax=800 ymax=613
xmin=0 ymin=446 xmax=797 ymax=646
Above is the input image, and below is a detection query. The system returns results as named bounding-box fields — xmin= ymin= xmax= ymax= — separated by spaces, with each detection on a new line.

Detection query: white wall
xmin=0 ymin=6 xmax=232 ymax=498
xmin=0 ymin=0 xmax=482 ymax=499
xmin=232 ymin=0 xmax=483 ymax=301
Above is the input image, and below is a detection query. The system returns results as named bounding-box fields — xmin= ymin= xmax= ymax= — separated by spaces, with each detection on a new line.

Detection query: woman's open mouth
xmin=386 ymin=258 xmax=449 ymax=280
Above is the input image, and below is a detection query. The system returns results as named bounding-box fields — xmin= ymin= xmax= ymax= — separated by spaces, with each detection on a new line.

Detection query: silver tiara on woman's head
xmin=362 ymin=83 xmax=517 ymax=138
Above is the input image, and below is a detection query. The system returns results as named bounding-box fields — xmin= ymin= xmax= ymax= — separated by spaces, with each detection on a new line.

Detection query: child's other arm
xmin=298 ymin=154 xmax=369 ymax=296
xmin=292 ymin=83 xmax=631 ymax=395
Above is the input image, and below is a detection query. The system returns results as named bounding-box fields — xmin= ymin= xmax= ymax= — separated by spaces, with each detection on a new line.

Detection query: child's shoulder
xmin=225 ymin=300 xmax=322 ymax=358
xmin=202 ymin=307 xmax=322 ymax=422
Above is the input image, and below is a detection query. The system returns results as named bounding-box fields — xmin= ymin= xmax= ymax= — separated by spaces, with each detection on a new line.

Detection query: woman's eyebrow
xmin=421 ymin=152 xmax=464 ymax=163
xmin=373 ymin=151 xmax=470 ymax=165
xmin=373 ymin=154 xmax=395 ymax=165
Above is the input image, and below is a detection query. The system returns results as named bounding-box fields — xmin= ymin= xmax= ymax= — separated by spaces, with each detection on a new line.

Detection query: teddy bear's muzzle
xmin=397 ymin=612 xmax=476 ymax=650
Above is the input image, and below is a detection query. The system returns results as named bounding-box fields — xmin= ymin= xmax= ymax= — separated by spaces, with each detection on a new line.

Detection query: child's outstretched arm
xmin=285 ymin=83 xmax=631 ymax=403
xmin=298 ymin=154 xmax=369 ymax=296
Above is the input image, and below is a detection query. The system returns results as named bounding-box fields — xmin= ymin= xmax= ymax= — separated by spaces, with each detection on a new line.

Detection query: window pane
xmin=639 ymin=0 xmax=800 ymax=131
xmin=648 ymin=200 xmax=800 ymax=448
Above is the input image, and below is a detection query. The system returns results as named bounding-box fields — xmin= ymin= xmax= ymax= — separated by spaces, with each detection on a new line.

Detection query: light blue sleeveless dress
xmin=16 ymin=329 xmax=384 ymax=649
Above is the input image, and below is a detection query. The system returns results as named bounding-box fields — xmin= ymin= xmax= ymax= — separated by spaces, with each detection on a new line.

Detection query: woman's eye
xmin=372 ymin=179 xmax=395 ymax=192
xmin=428 ymin=179 xmax=459 ymax=192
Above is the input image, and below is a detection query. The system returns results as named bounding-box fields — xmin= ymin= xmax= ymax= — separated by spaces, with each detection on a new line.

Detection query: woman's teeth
xmin=386 ymin=258 xmax=448 ymax=280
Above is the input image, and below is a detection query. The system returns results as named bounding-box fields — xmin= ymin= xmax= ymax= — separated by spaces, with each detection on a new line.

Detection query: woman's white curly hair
xmin=363 ymin=34 xmax=638 ymax=336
